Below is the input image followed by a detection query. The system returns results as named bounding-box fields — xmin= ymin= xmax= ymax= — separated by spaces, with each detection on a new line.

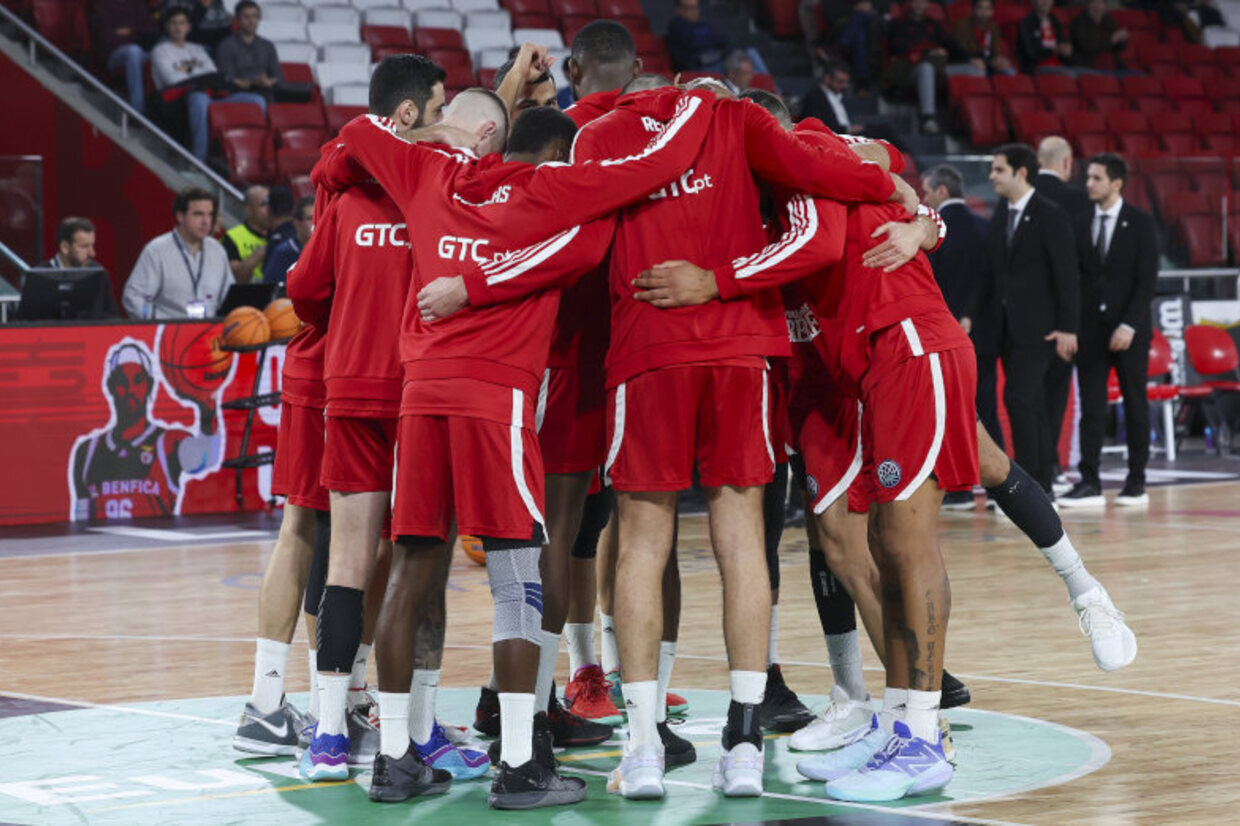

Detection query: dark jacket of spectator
xmin=800 ymin=85 xmax=850 ymax=133
xmin=1017 ymin=12 xmax=1068 ymax=73
xmin=927 ymin=199 xmax=987 ymax=324
xmin=186 ymin=0 xmax=233 ymax=53
xmin=667 ymin=16 xmax=728 ymax=71
xmin=1070 ymin=11 xmax=1126 ymax=68
xmin=950 ymin=16 xmax=1006 ymax=64
xmin=887 ymin=15 xmax=950 ymax=65
xmin=216 ymin=33 xmax=282 ymax=86
xmin=89 ymin=0 xmax=158 ymax=64
xmin=1034 ymin=171 xmax=1091 ymax=221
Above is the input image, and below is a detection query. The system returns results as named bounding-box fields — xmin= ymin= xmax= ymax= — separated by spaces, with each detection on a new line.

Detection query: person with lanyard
xmin=265 ymin=195 xmax=314 ymax=283
xmin=123 ymin=187 xmax=234 ymax=319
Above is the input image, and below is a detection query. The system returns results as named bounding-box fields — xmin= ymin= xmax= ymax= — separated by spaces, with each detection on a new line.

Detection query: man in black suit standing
xmin=1061 ymin=153 xmax=1158 ymax=509
xmin=800 ymin=62 xmax=862 ymax=134
xmin=1033 ymin=136 xmax=1090 ymax=490
xmin=979 ymin=143 xmax=1080 ymax=493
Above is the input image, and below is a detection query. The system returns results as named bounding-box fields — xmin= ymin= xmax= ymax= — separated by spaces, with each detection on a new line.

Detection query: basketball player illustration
xmin=69 ymin=333 xmax=232 ymax=521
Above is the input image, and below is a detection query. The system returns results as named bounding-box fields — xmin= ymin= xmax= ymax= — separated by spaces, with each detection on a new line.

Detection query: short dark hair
xmin=996 ymin=142 xmax=1038 ymax=180
xmin=724 ymin=49 xmax=753 ymax=75
xmin=493 ymin=57 xmax=552 ymax=91
xmin=740 ymin=89 xmax=791 ymax=129
xmin=824 ymin=60 xmax=849 ymax=76
xmin=173 ymin=186 xmax=217 ymax=216
xmin=268 ymin=184 xmax=293 ymax=218
xmin=234 ymin=0 xmax=259 ymax=16
xmin=369 ymin=54 xmax=446 ymax=118
xmin=570 ymin=20 xmax=636 ymax=64
xmin=162 ymin=6 xmax=190 ymax=27
xmin=1087 ymin=152 xmax=1128 ymax=184
xmin=507 ymin=106 xmax=578 ymax=156
xmin=294 ymin=196 xmax=315 ymax=221
xmin=924 ymin=164 xmax=964 ymax=198
xmin=56 ymin=217 xmax=95 ymax=245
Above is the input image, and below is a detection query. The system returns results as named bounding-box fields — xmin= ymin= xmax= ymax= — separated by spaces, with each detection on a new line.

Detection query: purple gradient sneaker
xmin=298 ymin=728 xmax=350 ymax=782
xmin=413 ymin=722 xmax=490 ymax=780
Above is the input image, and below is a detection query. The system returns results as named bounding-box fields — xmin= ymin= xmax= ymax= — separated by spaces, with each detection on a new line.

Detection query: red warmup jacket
xmin=279 ymin=186 xmax=338 ymax=408
xmin=720 ymin=121 xmax=959 ymax=392
xmin=310 ymin=88 xmax=716 ymax=404
xmin=286 ymin=182 xmax=409 ymax=418
xmin=571 ymin=94 xmax=898 ymax=389
xmin=544 ymin=89 xmax=626 ymax=371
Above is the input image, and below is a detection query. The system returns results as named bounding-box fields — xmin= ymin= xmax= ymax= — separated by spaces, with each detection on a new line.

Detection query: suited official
xmin=1061 ymin=153 xmax=1158 ymax=509
xmin=978 ymin=144 xmax=1080 ymax=491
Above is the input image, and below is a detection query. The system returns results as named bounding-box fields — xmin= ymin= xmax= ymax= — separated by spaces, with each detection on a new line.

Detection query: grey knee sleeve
xmin=485 ymin=543 xmax=543 ymax=644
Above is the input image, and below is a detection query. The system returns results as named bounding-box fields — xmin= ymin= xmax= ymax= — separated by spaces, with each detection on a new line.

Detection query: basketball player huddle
xmin=231 ymin=24 xmax=1137 ymax=811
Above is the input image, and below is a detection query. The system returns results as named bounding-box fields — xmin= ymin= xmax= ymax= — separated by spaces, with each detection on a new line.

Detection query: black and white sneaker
xmin=474 ymin=687 xmax=501 ymax=737
xmin=548 ymin=685 xmax=613 ymax=747
xmin=233 ymin=697 xmax=309 ymax=756
xmin=346 ymin=703 xmax=380 ymax=765
xmin=1059 ymin=482 xmax=1106 ymax=509
xmin=368 ymin=744 xmax=453 ymax=802
xmin=489 ymin=759 xmax=587 ymax=809
xmin=757 ymin=664 xmax=814 ymax=732
xmin=1113 ymin=481 xmax=1148 ymax=507
xmin=941 ymin=490 xmax=976 ymax=511
xmin=941 ymin=670 xmax=971 ymax=709
xmin=659 ymin=720 xmax=696 ymax=766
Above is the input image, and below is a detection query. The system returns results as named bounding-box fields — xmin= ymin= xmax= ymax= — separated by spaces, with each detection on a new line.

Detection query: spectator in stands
xmin=799 ymin=61 xmax=904 ymax=147
xmin=122 ymin=187 xmax=233 ymax=319
xmin=150 ymin=7 xmax=269 ymax=160
xmin=807 ymin=0 xmax=880 ymax=94
xmin=948 ymin=0 xmax=1014 ymax=76
xmin=222 ymin=185 xmax=270 ymax=283
xmin=185 ymin=0 xmax=233 ymax=54
xmin=722 ymin=49 xmax=755 ymax=94
xmin=667 ymin=0 xmax=729 ymax=72
xmin=46 ymin=218 xmax=98 ymax=269
xmin=215 ymin=0 xmax=283 ymax=100
xmin=262 ymin=185 xmax=295 ymax=272
xmin=89 ymin=0 xmax=158 ymax=112
xmin=883 ymin=0 xmax=951 ymax=134
xmin=1017 ymin=0 xmax=1073 ymax=74
xmin=1070 ymin=0 xmax=1129 ymax=70
xmin=265 ymin=195 xmax=314 ymax=282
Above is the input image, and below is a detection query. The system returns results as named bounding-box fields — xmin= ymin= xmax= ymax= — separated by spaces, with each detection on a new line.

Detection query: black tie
xmin=1095 ymin=214 xmax=1109 ymax=261
xmin=1007 ymin=209 xmax=1019 ymax=245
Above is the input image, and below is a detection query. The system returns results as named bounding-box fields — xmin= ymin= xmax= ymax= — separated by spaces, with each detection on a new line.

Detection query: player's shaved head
xmin=506 ymin=107 xmax=578 ymax=164
xmin=444 ymin=88 xmax=510 ymax=156
xmin=740 ymin=89 xmax=792 ymax=130
xmin=567 ymin=20 xmax=641 ymax=100
xmin=621 ymin=73 xmax=671 ymax=94
xmin=1037 ymin=135 xmax=1071 ymax=167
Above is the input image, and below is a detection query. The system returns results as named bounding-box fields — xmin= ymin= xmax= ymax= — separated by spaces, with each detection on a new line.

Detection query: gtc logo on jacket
xmin=354 ymin=223 xmax=408 ymax=247
xmin=438 ymin=235 xmax=492 ymax=263
xmin=649 ymin=168 xmax=714 ymax=201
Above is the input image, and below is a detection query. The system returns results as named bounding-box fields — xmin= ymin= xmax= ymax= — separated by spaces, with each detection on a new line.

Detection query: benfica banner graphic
xmin=0 ymin=321 xmax=284 ymax=526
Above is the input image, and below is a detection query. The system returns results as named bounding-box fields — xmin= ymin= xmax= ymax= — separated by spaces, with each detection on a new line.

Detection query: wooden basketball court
xmin=1 ymin=479 xmax=1237 ymax=824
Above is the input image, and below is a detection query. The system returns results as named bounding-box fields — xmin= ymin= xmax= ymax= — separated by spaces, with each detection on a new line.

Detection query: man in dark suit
xmin=979 ymin=143 xmax=1080 ymax=493
xmin=800 ymin=62 xmax=861 ymax=134
xmin=1061 ymin=153 xmax=1158 ymax=509
xmin=924 ymin=163 xmax=993 ymax=508
xmin=1033 ymin=136 xmax=1090 ymax=489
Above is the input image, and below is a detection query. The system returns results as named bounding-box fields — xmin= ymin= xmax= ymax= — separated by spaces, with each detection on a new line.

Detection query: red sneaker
xmin=564 ymin=665 xmax=623 ymax=725
xmin=666 ymin=690 xmax=688 ymax=716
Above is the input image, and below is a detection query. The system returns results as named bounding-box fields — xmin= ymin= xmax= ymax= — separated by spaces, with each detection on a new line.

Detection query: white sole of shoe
xmin=1095 ymin=629 xmax=1138 ymax=672
xmin=1058 ymin=496 xmax=1106 ymax=509
xmin=232 ymin=736 xmax=297 ymax=756
xmin=789 ymin=721 xmax=872 ymax=752
xmin=714 ymin=770 xmax=763 ymax=797
xmin=1113 ymin=495 xmax=1149 ymax=507
xmin=611 ymin=769 xmax=665 ymax=799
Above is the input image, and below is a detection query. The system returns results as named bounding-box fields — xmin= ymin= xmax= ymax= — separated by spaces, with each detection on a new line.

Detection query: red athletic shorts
xmin=768 ymin=361 xmax=791 ymax=466
xmin=321 ymin=416 xmax=397 ymax=493
xmin=789 ymin=377 xmax=868 ymax=514
xmin=537 ymin=364 xmax=606 ymax=475
xmin=392 ymin=379 xmax=545 ymax=541
xmin=272 ymin=401 xmax=329 ymax=511
xmin=859 ymin=320 xmax=979 ymax=504
xmin=605 ymin=363 xmax=775 ymax=491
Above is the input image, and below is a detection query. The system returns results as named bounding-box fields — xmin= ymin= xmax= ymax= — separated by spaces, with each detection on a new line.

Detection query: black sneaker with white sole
xmin=548 ymin=685 xmax=613 ymax=747
xmin=941 ymin=670 xmax=971 ymax=709
xmin=659 ymin=720 xmax=696 ymax=766
xmin=1059 ymin=481 xmax=1106 ymax=508
xmin=489 ymin=758 xmax=587 ymax=810
xmin=758 ymin=664 xmax=815 ymax=732
xmin=489 ymin=711 xmax=560 ymax=768
xmin=1114 ymin=480 xmax=1148 ymax=507
xmin=233 ymin=697 xmax=309 ymax=756
xmin=368 ymin=745 xmax=453 ymax=802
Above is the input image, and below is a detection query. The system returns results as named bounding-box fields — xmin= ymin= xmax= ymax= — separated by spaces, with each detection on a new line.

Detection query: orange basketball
xmin=460 ymin=535 xmax=486 ymax=566
xmin=264 ymin=297 xmax=300 ymax=341
xmin=159 ymin=322 xmax=235 ymax=400
xmin=222 ymin=306 xmax=270 ymax=348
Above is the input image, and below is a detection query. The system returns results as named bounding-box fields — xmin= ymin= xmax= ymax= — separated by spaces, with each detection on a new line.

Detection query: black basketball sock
xmin=762 ymin=463 xmax=789 ymax=591
xmin=810 ymin=545 xmax=856 ymax=636
xmin=723 ymin=700 xmax=764 ymax=750
xmin=985 ymin=460 xmax=1064 ymax=549
xmin=316 ymin=585 xmax=364 ymax=673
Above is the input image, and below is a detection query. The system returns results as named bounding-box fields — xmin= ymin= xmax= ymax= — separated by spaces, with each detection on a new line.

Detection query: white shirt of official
xmin=825 ymin=88 xmax=851 ymax=130
xmin=1007 ymin=186 xmax=1035 ymax=226
xmin=937 ymin=197 xmax=967 ymax=211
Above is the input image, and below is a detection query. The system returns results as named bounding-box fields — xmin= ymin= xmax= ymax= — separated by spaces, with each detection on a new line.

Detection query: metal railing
xmin=0 ymin=240 xmax=28 ymax=323
xmin=0 ymin=5 xmax=243 ymax=206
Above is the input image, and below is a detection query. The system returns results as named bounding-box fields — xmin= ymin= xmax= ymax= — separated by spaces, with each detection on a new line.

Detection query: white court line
xmin=0 ymin=538 xmax=276 ymax=561
xmin=0 ymin=689 xmax=235 ymax=727
xmin=87 ymin=527 xmax=274 ymax=541
xmin=560 ymin=766 xmax=1031 ymax=826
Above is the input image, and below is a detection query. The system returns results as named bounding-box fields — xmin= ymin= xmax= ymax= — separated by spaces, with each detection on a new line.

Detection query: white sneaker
xmin=712 ymin=741 xmax=764 ymax=797
xmin=607 ymin=743 xmax=665 ymax=799
xmin=789 ymin=686 xmax=874 ymax=751
xmin=1072 ymin=586 xmax=1138 ymax=671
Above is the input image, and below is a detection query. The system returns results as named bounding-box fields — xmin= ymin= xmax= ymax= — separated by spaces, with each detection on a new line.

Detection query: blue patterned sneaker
xmin=413 ymin=722 xmax=491 ymax=780
xmin=825 ymin=721 xmax=953 ymax=802
xmin=796 ymin=718 xmax=888 ymax=782
xmin=298 ymin=728 xmax=351 ymax=782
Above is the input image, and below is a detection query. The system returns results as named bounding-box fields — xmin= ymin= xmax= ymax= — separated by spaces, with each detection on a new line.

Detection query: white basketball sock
xmin=905 ymin=689 xmax=941 ymax=743
xmin=498 ymin=692 xmax=535 ymax=767
xmin=307 ymin=648 xmax=320 ymax=719
xmin=1040 ymin=534 xmax=1100 ymax=601
xmin=408 ymin=668 xmax=439 ymax=746
xmin=250 ymin=638 xmax=289 ymax=715
xmin=656 ymin=641 xmax=677 ymax=724
xmin=768 ymin=604 xmax=780 ymax=667
xmin=878 ymin=687 xmax=908 ymax=735
xmin=534 ymin=630 xmax=561 ymax=712
xmin=347 ymin=643 xmax=371 ymax=709
xmin=377 ymin=691 xmax=410 ymax=759
xmin=827 ymin=630 xmax=868 ymax=701
xmin=317 ymin=673 xmax=350 ymax=737
xmin=624 ymin=680 xmax=659 ymax=751
xmin=600 ymin=613 xmax=619 ymax=675
xmin=730 ymin=669 xmax=767 ymax=705
xmin=565 ymin=622 xmax=596 ymax=677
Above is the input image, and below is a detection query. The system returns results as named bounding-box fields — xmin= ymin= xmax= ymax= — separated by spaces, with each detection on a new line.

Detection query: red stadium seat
xmin=276 ymin=148 xmax=319 ymax=180
xmin=1185 ymin=325 xmax=1240 ymax=386
xmin=443 ymin=64 xmax=477 ymax=92
xmin=750 ymin=73 xmax=777 ymax=92
xmin=1062 ymin=111 xmax=1106 ymax=138
xmin=512 ymin=12 xmax=556 ymax=28
xmin=1132 ymin=96 xmax=1174 ymax=117
xmin=1164 ymin=76 xmax=1206 ymax=101
xmin=275 ymin=127 xmax=325 ymax=152
xmin=208 ymin=101 xmax=266 ymax=141
xmin=1074 ymin=133 xmax=1112 ymax=158
xmin=596 ymin=0 xmax=642 ymax=16
xmin=269 ymin=103 xmax=326 ymax=133
xmin=1137 ymin=41 xmax=1177 ymax=65
xmin=958 ymin=97 xmax=1007 ymax=146
xmin=1078 ymin=74 xmax=1120 ymax=98
xmin=1174 ymin=99 xmax=1212 ymax=119
xmin=1111 ymin=9 xmax=1152 ymax=32
xmin=1090 ymin=95 xmax=1125 ymax=114
xmin=362 ymin=25 xmax=413 ymax=53
xmin=501 ymin=0 xmax=551 ymax=14
xmin=559 ymin=16 xmax=594 ymax=43
xmin=289 ymin=174 xmax=314 ymax=201
xmin=326 ymin=104 xmax=366 ymax=136
xmin=616 ymin=14 xmax=652 ymax=32
xmin=1147 ymin=173 xmax=1189 ymax=213
xmin=1188 ymin=65 xmax=1224 ymax=83
xmin=1177 ymin=43 xmax=1214 ymax=67
xmin=32 ymin=0 xmax=90 ymax=55
xmin=550 ymin=0 xmax=596 ymax=16
xmin=1045 ymin=95 xmax=1084 ymax=115
xmin=280 ymin=62 xmax=323 ymax=108
xmin=1161 ymin=133 xmax=1198 ymax=155
xmin=1034 ymin=74 xmax=1077 ymax=97
xmin=1197 ymin=112 xmax=1235 ymax=136
xmin=1013 ymin=111 xmax=1062 ymax=146
xmin=1003 ymin=94 xmax=1043 ymax=123
xmin=1179 ymin=217 xmax=1225 ymax=266
xmin=414 ymin=27 xmax=464 ymax=51
xmin=1117 ymin=133 xmax=1160 ymax=157
xmin=428 ymin=48 xmax=472 ymax=72
xmin=1148 ymin=63 xmax=1180 ymax=79
xmin=763 ymin=0 xmax=802 ymax=36
xmin=1109 ymin=111 xmax=1151 ymax=135
xmin=220 ymin=128 xmax=276 ymax=185
xmin=1215 ymin=46 xmax=1240 ymax=68
xmin=1164 ymin=191 xmax=1213 ymax=216
xmin=477 ymin=67 xmax=499 ymax=88
xmin=1202 ymin=134 xmax=1238 ymax=155
xmin=1121 ymin=75 xmax=1162 ymax=98
xmin=632 ymin=30 xmax=662 ymax=54
xmin=641 ymin=51 xmax=672 ymax=75
xmin=947 ymin=75 xmax=993 ymax=100
xmin=992 ymin=74 xmax=1035 ymax=98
